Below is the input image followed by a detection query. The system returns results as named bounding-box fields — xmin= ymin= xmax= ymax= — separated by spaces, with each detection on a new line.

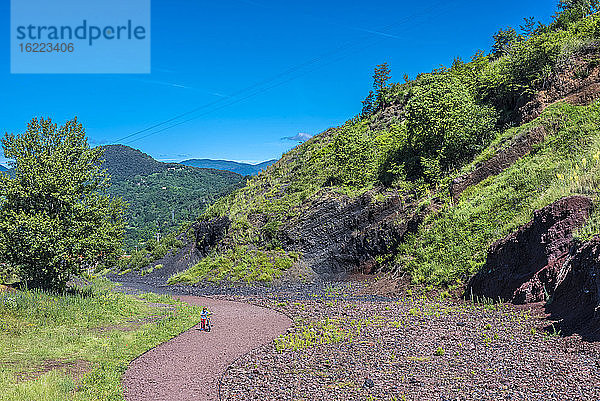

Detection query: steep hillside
xmin=125 ymin=7 xmax=600 ymax=291
xmin=180 ymin=159 xmax=276 ymax=176
xmin=101 ymin=145 xmax=245 ymax=249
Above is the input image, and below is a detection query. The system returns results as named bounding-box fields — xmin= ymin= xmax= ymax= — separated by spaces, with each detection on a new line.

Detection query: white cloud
xmin=282 ymin=132 xmax=313 ymax=142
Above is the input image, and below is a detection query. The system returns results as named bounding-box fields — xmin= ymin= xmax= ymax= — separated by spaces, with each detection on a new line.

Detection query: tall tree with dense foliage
xmin=373 ymin=63 xmax=392 ymax=107
xmin=0 ymin=117 xmax=126 ymax=291
xmin=361 ymin=63 xmax=392 ymax=117
xmin=553 ymin=0 xmax=600 ymax=27
xmin=558 ymin=0 xmax=599 ymax=14
xmin=520 ymin=17 xmax=537 ymax=37
xmin=361 ymin=90 xmax=376 ymax=117
xmin=401 ymin=73 xmax=497 ymax=181
xmin=491 ymin=27 xmax=520 ymax=58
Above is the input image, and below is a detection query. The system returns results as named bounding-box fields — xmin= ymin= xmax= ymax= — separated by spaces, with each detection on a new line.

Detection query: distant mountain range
xmin=179 ymin=158 xmax=276 ymax=176
xmin=0 ymin=165 xmax=7 ymax=172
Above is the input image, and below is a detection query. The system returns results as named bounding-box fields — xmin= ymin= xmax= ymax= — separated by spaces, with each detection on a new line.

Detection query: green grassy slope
xmin=399 ymin=101 xmax=600 ymax=285
xmin=176 ymin=7 xmax=600 ymax=285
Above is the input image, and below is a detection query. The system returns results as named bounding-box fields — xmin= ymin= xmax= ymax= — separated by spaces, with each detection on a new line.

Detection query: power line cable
xmin=116 ymin=0 xmax=453 ymax=144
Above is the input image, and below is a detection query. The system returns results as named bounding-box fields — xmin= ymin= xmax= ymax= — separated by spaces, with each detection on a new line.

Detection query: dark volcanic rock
xmin=467 ymin=196 xmax=592 ymax=304
xmin=194 ymin=216 xmax=230 ymax=255
xmin=280 ymin=190 xmax=431 ymax=278
xmin=547 ymin=237 xmax=600 ymax=340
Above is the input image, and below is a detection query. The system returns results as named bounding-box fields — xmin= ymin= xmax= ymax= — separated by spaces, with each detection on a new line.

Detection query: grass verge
xmin=0 ymin=277 xmax=203 ymax=401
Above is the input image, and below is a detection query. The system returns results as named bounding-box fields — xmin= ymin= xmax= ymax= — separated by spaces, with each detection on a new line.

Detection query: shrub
xmin=384 ymin=73 xmax=497 ymax=182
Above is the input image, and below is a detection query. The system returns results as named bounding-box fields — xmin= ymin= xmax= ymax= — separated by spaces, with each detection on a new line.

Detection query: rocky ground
xmin=205 ymin=279 xmax=600 ymax=401
xmin=114 ymin=270 xmax=600 ymax=401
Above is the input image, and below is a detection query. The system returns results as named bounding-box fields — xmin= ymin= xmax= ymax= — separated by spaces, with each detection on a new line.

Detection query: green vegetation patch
xmin=168 ymin=246 xmax=300 ymax=284
xmin=0 ymin=278 xmax=203 ymax=401
xmin=117 ymin=230 xmax=185 ymax=272
xmin=108 ymin=165 xmax=244 ymax=250
xmin=274 ymin=318 xmax=353 ymax=352
xmin=398 ymin=101 xmax=600 ymax=285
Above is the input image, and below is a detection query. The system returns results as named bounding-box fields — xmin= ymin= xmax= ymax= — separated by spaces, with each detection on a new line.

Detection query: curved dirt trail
xmin=122 ymin=295 xmax=291 ymax=401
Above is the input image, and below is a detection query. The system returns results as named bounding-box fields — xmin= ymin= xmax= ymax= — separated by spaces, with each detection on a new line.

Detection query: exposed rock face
xmin=279 ymin=190 xmax=430 ymax=279
xmin=467 ymin=196 xmax=592 ymax=304
xmin=113 ymin=217 xmax=231 ymax=285
xmin=547 ymin=237 xmax=600 ymax=340
xmin=368 ymin=102 xmax=406 ymax=132
xmin=194 ymin=216 xmax=230 ymax=256
xmin=451 ymin=126 xmax=547 ymax=200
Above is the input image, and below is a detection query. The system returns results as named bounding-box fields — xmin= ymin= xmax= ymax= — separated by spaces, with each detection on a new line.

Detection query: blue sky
xmin=1 ymin=0 xmax=557 ymax=164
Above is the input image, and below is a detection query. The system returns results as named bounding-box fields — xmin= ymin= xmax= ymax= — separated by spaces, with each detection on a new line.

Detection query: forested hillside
xmin=101 ymin=145 xmax=245 ymax=249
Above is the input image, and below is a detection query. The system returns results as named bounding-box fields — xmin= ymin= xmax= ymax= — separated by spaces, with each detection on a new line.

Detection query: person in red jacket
xmin=200 ymin=307 xmax=211 ymax=331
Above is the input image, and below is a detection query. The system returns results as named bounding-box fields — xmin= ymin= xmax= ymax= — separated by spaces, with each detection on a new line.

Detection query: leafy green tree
xmin=0 ymin=117 xmax=126 ymax=290
xmin=332 ymin=124 xmax=377 ymax=187
xmin=373 ymin=63 xmax=392 ymax=107
xmin=491 ymin=27 xmax=520 ymax=58
xmin=361 ymin=90 xmax=376 ymax=118
xmin=360 ymin=63 xmax=392 ymax=117
xmin=520 ymin=17 xmax=537 ymax=37
xmin=373 ymin=63 xmax=392 ymax=93
xmin=558 ymin=0 xmax=599 ymax=14
xmin=553 ymin=0 xmax=600 ymax=28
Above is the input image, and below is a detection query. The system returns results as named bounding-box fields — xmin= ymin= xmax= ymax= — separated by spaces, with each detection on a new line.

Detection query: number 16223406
xmin=19 ymin=43 xmax=74 ymax=52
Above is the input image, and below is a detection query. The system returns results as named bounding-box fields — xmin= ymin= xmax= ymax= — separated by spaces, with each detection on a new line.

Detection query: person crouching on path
xmin=200 ymin=307 xmax=210 ymax=331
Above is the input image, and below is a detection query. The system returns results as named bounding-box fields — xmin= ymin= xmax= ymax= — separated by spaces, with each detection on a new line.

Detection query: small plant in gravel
xmin=323 ymin=284 xmax=344 ymax=298
xmin=292 ymin=302 xmax=305 ymax=310
xmin=434 ymin=346 xmax=445 ymax=356
xmin=482 ymin=333 xmax=492 ymax=346
xmin=544 ymin=323 xmax=562 ymax=340
xmin=389 ymin=320 xmax=403 ymax=328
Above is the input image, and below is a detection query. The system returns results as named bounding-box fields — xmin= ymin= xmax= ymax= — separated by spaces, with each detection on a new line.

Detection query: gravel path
xmin=122 ymin=294 xmax=291 ymax=401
